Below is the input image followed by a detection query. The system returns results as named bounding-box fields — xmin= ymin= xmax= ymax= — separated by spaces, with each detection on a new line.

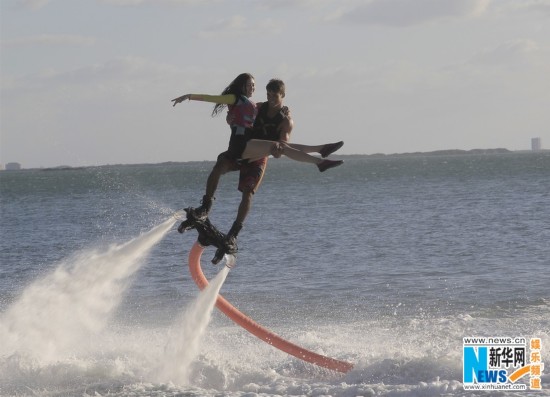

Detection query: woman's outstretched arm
xmin=172 ymin=93 xmax=236 ymax=107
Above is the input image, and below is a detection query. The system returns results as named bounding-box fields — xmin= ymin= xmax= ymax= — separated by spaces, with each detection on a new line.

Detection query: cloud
xmin=198 ymin=15 xmax=284 ymax=38
xmin=49 ymin=56 xmax=181 ymax=88
xmin=256 ymin=0 xmax=334 ymax=10
xmin=1 ymin=56 xmax=184 ymax=105
xmin=0 ymin=55 xmax=206 ymax=168
xmin=97 ymin=0 xmax=213 ymax=5
xmin=514 ymin=0 xmax=550 ymax=16
xmin=339 ymin=0 xmax=491 ymax=27
xmin=17 ymin=0 xmax=51 ymax=10
xmin=468 ymin=39 xmax=542 ymax=67
xmin=1 ymin=34 xmax=96 ymax=48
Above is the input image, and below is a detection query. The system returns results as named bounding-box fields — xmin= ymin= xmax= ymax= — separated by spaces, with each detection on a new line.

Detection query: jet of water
xmin=155 ymin=266 xmax=230 ymax=385
xmin=0 ymin=217 xmax=176 ymax=364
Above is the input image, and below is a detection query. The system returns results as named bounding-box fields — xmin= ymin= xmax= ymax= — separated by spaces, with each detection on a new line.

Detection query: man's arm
xmin=270 ymin=113 xmax=293 ymax=158
xmin=278 ymin=114 xmax=293 ymax=142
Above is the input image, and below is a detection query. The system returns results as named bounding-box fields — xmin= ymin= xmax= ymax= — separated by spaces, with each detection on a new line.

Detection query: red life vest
xmin=227 ymin=95 xmax=257 ymax=129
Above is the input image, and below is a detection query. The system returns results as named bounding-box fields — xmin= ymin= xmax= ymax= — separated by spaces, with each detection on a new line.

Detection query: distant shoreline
xmin=2 ymin=148 xmax=549 ymax=171
xmin=345 ymin=148 xmax=550 ymax=158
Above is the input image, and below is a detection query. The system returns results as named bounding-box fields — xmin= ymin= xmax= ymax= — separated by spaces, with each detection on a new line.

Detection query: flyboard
xmin=179 ymin=208 xmax=354 ymax=373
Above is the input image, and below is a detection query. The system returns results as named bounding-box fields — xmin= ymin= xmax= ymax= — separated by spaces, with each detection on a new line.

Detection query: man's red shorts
xmin=217 ymin=152 xmax=267 ymax=194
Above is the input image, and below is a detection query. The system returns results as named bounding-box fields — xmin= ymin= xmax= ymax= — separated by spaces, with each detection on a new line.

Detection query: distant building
xmin=531 ymin=137 xmax=542 ymax=151
xmin=5 ymin=162 xmax=22 ymax=170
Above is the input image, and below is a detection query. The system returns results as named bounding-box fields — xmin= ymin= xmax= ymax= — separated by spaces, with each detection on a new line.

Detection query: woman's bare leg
xmin=242 ymin=139 xmax=322 ymax=165
xmin=286 ymin=143 xmax=324 ymax=154
xmin=242 ymin=139 xmax=343 ymax=159
xmin=240 ymin=139 xmax=276 ymax=162
xmin=283 ymin=142 xmax=344 ymax=157
xmin=280 ymin=142 xmax=344 ymax=171
xmin=241 ymin=139 xmax=343 ymax=171
xmin=280 ymin=142 xmax=322 ymax=164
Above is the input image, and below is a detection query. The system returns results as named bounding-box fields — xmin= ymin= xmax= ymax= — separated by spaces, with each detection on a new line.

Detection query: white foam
xmin=2 ymin=311 xmax=546 ymax=396
xmin=0 ymin=217 xmax=175 ymax=364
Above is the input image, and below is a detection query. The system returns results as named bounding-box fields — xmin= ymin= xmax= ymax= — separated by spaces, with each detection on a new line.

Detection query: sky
xmin=1 ymin=0 xmax=549 ymax=168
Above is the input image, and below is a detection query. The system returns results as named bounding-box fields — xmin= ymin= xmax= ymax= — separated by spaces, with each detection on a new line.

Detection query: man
xmin=180 ymin=79 xmax=293 ymax=254
xmin=176 ymin=77 xmax=343 ymax=263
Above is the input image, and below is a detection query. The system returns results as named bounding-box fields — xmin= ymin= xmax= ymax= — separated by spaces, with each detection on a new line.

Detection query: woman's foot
xmin=317 ymin=159 xmax=343 ymax=172
xmin=319 ymin=141 xmax=344 ymax=158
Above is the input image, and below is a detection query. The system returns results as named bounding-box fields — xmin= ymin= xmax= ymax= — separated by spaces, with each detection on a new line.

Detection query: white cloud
xmin=256 ymin=0 xmax=334 ymax=10
xmin=1 ymin=34 xmax=96 ymax=48
xmin=17 ymin=0 xmax=51 ymax=10
xmin=467 ymin=39 xmax=545 ymax=69
xmin=16 ymin=0 xmax=217 ymax=8
xmin=0 ymin=56 xmax=193 ymax=167
xmin=1 ymin=56 xmax=185 ymax=107
xmin=198 ymin=15 xmax=284 ymax=39
xmin=2 ymin=0 xmax=549 ymax=167
xmin=97 ymin=0 xmax=215 ymax=6
xmin=514 ymin=0 xmax=550 ymax=17
xmin=340 ymin=0 xmax=491 ymax=26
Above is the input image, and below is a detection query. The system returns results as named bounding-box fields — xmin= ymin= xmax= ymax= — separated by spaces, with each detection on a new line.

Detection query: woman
xmin=172 ymin=73 xmax=344 ymax=172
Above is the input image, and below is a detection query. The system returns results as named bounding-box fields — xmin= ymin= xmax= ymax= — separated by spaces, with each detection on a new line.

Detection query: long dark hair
xmin=212 ymin=73 xmax=254 ymax=117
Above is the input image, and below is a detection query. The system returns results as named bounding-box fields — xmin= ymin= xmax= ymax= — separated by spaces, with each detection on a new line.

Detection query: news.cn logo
xmin=463 ymin=337 xmax=544 ymax=391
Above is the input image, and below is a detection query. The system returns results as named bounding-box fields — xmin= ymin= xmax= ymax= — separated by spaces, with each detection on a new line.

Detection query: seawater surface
xmin=1 ymin=152 xmax=549 ymax=396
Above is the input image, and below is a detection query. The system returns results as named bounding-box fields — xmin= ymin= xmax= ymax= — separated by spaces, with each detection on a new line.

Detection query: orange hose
xmin=188 ymin=242 xmax=353 ymax=373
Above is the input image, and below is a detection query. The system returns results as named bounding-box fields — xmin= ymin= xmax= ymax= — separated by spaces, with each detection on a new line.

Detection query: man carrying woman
xmin=172 ymin=73 xmax=343 ymax=261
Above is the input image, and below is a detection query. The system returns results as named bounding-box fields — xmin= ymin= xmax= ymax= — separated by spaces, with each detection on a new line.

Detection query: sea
xmin=0 ymin=152 xmax=549 ymax=397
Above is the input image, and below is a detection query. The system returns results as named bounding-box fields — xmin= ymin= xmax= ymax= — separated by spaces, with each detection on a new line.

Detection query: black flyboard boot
xmin=178 ymin=196 xmax=214 ymax=233
xmin=178 ymin=207 xmax=237 ymax=267
xmin=177 ymin=208 xmax=194 ymax=233
xmin=212 ymin=221 xmax=242 ymax=265
xmin=177 ymin=207 xmax=200 ymax=233
xmin=226 ymin=221 xmax=243 ymax=247
xmin=193 ymin=195 xmax=214 ymax=220
xmin=183 ymin=208 xmax=226 ymax=248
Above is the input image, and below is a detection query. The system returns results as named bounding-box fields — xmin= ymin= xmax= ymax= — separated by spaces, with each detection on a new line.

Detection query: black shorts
xmin=227 ymin=126 xmax=251 ymax=159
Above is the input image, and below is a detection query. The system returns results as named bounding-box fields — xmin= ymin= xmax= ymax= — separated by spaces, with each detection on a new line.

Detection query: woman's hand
xmin=171 ymin=94 xmax=191 ymax=107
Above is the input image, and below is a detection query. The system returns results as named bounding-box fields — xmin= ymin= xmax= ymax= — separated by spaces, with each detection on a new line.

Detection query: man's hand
xmin=271 ymin=142 xmax=284 ymax=158
xmin=226 ymin=110 xmax=234 ymax=125
xmin=171 ymin=94 xmax=191 ymax=107
xmin=280 ymin=106 xmax=291 ymax=118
